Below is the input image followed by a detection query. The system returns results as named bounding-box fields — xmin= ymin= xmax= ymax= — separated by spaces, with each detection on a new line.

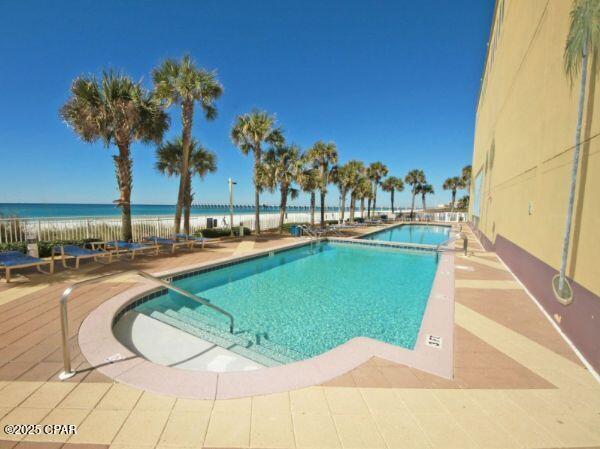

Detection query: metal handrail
xmin=58 ymin=269 xmax=235 ymax=380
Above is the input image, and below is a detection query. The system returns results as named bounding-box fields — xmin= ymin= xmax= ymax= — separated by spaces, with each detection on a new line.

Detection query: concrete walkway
xmin=0 ymin=226 xmax=598 ymax=448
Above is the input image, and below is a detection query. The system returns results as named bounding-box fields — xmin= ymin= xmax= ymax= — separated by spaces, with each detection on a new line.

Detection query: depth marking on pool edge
xmin=426 ymin=335 xmax=443 ymax=349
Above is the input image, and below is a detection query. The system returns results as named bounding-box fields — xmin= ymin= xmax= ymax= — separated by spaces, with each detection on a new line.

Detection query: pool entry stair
xmin=136 ymin=301 xmax=306 ymax=367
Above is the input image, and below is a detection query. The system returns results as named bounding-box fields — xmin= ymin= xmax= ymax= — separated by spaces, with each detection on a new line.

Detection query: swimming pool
xmin=361 ymin=224 xmax=450 ymax=246
xmin=132 ymin=241 xmax=438 ymax=365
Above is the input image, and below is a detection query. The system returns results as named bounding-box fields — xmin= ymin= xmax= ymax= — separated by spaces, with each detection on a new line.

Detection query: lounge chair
xmin=51 ymin=244 xmax=112 ymax=269
xmin=142 ymin=236 xmax=195 ymax=254
xmin=0 ymin=251 xmax=54 ymax=283
xmin=102 ymin=241 xmax=160 ymax=260
xmin=174 ymin=233 xmax=215 ymax=248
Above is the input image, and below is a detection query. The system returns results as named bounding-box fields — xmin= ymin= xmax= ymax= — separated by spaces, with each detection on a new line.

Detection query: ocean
xmin=0 ymin=203 xmax=386 ymax=219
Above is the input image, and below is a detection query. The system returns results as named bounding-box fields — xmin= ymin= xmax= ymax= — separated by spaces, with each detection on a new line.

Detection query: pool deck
xmin=0 ymin=224 xmax=599 ymax=449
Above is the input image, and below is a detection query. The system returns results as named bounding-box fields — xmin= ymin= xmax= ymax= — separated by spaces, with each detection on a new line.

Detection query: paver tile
xmin=332 ymin=414 xmax=386 ymax=449
xmin=453 ymin=412 xmax=519 ymax=448
xmin=359 ymin=388 xmax=409 ymax=414
xmin=412 ymin=412 xmax=478 ymax=449
xmin=290 ymin=387 xmax=329 ymax=414
xmin=27 ymin=408 xmax=89 ymax=443
xmin=211 ymin=398 xmax=251 ymax=416
xmin=173 ymin=399 xmax=214 ymax=413
xmin=324 ymin=388 xmax=369 ymax=415
xmin=96 ymin=384 xmax=142 ymax=410
xmin=292 ymin=413 xmax=340 ymax=449
xmin=251 ymin=392 xmax=290 ymax=415
xmin=158 ymin=410 xmax=209 ymax=448
xmin=134 ymin=392 xmax=176 ymax=411
xmin=58 ymin=383 xmax=111 ymax=409
xmin=0 ymin=383 xmax=43 ymax=408
xmin=371 ymin=411 xmax=431 ymax=449
xmin=21 ymin=382 xmax=76 ymax=409
xmin=250 ymin=412 xmax=295 ymax=449
xmin=112 ymin=409 xmax=170 ymax=447
xmin=69 ymin=409 xmax=129 ymax=445
xmin=204 ymin=412 xmax=251 ymax=448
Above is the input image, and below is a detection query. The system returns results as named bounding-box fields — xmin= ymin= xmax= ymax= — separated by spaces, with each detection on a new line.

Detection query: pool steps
xmin=137 ymin=304 xmax=305 ymax=366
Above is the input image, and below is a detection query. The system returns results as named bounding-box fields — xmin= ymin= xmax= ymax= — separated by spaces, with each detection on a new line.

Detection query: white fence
xmin=0 ymin=210 xmax=467 ymax=244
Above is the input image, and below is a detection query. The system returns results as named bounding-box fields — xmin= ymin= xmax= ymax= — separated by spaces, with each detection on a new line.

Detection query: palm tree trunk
xmin=390 ymin=190 xmax=395 ymax=213
xmin=320 ymin=191 xmax=326 ymax=227
xmin=175 ymin=100 xmax=193 ymax=234
xmin=558 ymin=40 xmax=589 ymax=297
xmin=183 ymin=173 xmax=192 ymax=235
xmin=367 ymin=198 xmax=371 ymax=218
xmin=278 ymin=184 xmax=288 ymax=234
xmin=253 ymin=150 xmax=262 ymax=235
xmin=114 ymin=143 xmax=133 ymax=241
xmin=451 ymin=190 xmax=456 ymax=212
xmin=422 ymin=193 xmax=426 ymax=212
xmin=349 ymin=192 xmax=356 ymax=222
xmin=340 ymin=189 xmax=346 ymax=223
xmin=310 ymin=192 xmax=315 ymax=225
xmin=410 ymin=190 xmax=416 ymax=219
xmin=372 ymin=183 xmax=377 ymax=215
xmin=360 ymin=198 xmax=365 ymax=218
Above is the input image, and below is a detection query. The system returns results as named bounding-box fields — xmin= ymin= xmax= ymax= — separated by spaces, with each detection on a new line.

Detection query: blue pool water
xmin=361 ymin=224 xmax=450 ymax=246
xmin=135 ymin=242 xmax=438 ymax=361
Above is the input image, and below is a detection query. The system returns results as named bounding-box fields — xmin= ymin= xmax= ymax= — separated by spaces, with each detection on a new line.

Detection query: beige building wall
xmin=471 ymin=0 xmax=600 ymax=296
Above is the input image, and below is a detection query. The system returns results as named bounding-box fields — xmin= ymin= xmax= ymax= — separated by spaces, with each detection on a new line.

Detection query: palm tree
xmin=417 ymin=183 xmax=434 ymax=211
xmin=381 ymin=176 xmax=404 ymax=213
xmin=443 ymin=176 xmax=465 ymax=212
xmin=298 ymin=165 xmax=319 ymax=225
xmin=334 ymin=161 xmax=362 ymax=223
xmin=348 ymin=161 xmax=366 ymax=222
xmin=461 ymin=165 xmax=472 ymax=193
xmin=152 ymin=54 xmax=223 ymax=234
xmin=60 ymin=71 xmax=168 ymax=241
xmin=355 ymin=176 xmax=372 ymax=219
xmin=231 ymin=110 xmax=284 ymax=234
xmin=155 ymin=138 xmax=217 ymax=234
xmin=555 ymin=0 xmax=600 ymax=301
xmin=405 ymin=169 xmax=426 ymax=219
xmin=306 ymin=141 xmax=338 ymax=226
xmin=262 ymin=144 xmax=303 ymax=233
xmin=366 ymin=162 xmax=389 ymax=217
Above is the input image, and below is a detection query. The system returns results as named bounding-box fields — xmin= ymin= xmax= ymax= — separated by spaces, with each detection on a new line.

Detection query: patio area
xmin=0 ymin=226 xmax=599 ymax=449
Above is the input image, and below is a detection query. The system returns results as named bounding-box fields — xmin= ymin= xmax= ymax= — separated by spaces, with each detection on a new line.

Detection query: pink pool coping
xmin=77 ymin=233 xmax=456 ymax=399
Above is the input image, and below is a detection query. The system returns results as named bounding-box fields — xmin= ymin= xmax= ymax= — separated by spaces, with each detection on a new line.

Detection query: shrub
xmin=194 ymin=227 xmax=251 ymax=238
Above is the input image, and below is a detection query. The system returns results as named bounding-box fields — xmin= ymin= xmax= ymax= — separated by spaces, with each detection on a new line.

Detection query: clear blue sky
xmin=0 ymin=0 xmax=493 ymax=208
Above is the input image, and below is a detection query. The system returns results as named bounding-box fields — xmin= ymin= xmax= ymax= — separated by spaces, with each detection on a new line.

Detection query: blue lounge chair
xmin=0 ymin=251 xmax=54 ymax=283
xmin=52 ymin=244 xmax=112 ymax=269
xmin=142 ymin=236 xmax=195 ymax=254
xmin=101 ymin=241 xmax=160 ymax=260
xmin=175 ymin=233 xmax=215 ymax=248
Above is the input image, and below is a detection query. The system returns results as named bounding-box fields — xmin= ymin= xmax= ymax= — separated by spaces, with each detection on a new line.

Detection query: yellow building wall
xmin=470 ymin=0 xmax=600 ymax=295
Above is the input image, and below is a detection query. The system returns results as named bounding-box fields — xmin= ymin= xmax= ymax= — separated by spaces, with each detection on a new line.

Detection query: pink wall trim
xmin=469 ymin=223 xmax=600 ymax=374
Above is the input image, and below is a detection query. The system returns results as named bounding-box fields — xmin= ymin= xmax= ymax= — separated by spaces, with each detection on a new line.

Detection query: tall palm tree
xmin=405 ymin=169 xmax=426 ymax=219
xmin=417 ymin=183 xmax=435 ymax=211
xmin=348 ymin=161 xmax=366 ymax=222
xmin=60 ymin=71 xmax=168 ymax=240
xmin=306 ymin=141 xmax=338 ymax=226
xmin=355 ymin=176 xmax=372 ymax=219
xmin=298 ymin=164 xmax=319 ymax=225
xmin=334 ymin=161 xmax=362 ymax=223
xmin=461 ymin=165 xmax=472 ymax=193
xmin=152 ymin=55 xmax=223 ymax=234
xmin=367 ymin=162 xmax=389 ymax=217
xmin=262 ymin=144 xmax=303 ymax=233
xmin=443 ymin=176 xmax=464 ymax=212
xmin=231 ymin=110 xmax=284 ymax=234
xmin=381 ymin=177 xmax=404 ymax=213
xmin=155 ymin=138 xmax=217 ymax=234
xmin=555 ymin=0 xmax=600 ymax=301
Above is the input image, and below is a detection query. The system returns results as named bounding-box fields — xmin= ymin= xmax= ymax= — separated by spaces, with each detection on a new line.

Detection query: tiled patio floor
xmin=0 ymin=227 xmax=599 ymax=448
